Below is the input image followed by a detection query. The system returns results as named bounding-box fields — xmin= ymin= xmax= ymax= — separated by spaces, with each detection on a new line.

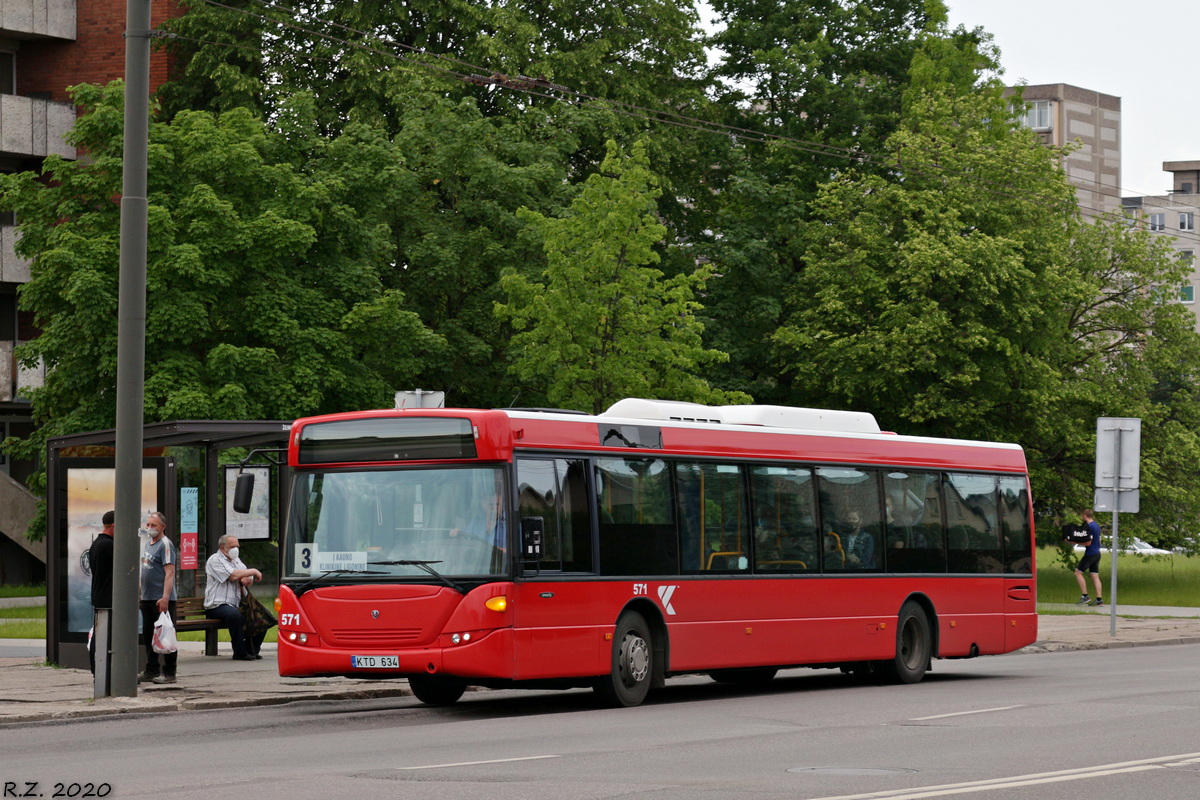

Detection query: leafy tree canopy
xmin=497 ymin=141 xmax=749 ymax=414
xmin=701 ymin=0 xmax=999 ymax=402
xmin=0 ymin=81 xmax=443 ymax=490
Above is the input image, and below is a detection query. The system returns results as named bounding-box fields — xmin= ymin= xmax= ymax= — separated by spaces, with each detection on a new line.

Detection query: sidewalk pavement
xmin=2 ymin=605 xmax=1199 ymax=725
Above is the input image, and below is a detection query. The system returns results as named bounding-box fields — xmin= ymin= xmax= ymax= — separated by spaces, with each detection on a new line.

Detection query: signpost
xmin=1094 ymin=417 xmax=1141 ymax=636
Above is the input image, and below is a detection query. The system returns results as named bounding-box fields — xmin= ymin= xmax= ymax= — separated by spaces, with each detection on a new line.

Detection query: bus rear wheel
xmin=880 ymin=601 xmax=932 ymax=684
xmin=594 ymin=611 xmax=653 ymax=707
xmin=408 ymin=675 xmax=467 ymax=706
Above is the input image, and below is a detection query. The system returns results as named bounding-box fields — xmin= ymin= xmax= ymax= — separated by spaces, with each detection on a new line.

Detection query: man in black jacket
xmin=88 ymin=510 xmax=115 ymax=675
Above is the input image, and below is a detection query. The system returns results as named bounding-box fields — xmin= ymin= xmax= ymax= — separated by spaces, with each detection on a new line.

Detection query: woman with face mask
xmin=203 ymin=534 xmax=273 ymax=660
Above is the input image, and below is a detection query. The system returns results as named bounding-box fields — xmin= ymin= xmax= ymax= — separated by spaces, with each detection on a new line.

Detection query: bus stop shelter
xmin=45 ymin=420 xmax=291 ymax=668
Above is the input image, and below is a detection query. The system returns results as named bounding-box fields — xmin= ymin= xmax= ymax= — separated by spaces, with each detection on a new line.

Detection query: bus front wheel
xmin=408 ymin=675 xmax=467 ymax=706
xmin=881 ymin=601 xmax=932 ymax=684
xmin=594 ymin=611 xmax=653 ymax=707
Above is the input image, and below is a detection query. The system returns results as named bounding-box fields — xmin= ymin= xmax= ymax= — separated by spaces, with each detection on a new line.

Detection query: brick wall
xmin=17 ymin=0 xmax=185 ymax=103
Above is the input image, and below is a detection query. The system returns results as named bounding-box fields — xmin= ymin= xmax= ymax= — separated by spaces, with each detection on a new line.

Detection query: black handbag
xmin=239 ymin=590 xmax=275 ymax=637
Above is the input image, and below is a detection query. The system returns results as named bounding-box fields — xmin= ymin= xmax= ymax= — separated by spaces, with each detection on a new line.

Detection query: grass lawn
xmin=0 ymin=621 xmax=46 ymax=638
xmin=0 ymin=584 xmax=45 ymax=598
xmin=0 ymin=605 xmax=45 ymax=619
xmin=1036 ymin=546 xmax=1200 ymax=606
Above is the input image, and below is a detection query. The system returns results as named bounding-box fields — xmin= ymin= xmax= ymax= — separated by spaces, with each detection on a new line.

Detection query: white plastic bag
xmin=152 ymin=611 xmax=177 ymax=654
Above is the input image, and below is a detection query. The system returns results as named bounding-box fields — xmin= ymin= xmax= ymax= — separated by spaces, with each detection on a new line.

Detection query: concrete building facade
xmin=1013 ymin=83 xmax=1122 ymax=218
xmin=1122 ymin=161 xmax=1200 ymax=331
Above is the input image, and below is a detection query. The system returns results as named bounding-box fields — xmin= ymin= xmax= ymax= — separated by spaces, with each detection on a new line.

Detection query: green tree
xmin=496 ymin=141 xmax=746 ymax=414
xmin=0 ymin=82 xmax=443 ymax=507
xmin=1035 ymin=222 xmax=1200 ymax=549
xmin=368 ymin=88 xmax=573 ymax=408
xmin=771 ymin=55 xmax=1200 ymax=536
xmin=701 ymin=0 xmax=996 ymax=402
xmin=777 ymin=82 xmax=1077 ymax=436
xmin=158 ymin=1 xmax=725 ymax=406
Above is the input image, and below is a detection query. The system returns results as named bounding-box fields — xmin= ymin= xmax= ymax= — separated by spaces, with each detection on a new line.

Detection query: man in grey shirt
xmin=139 ymin=511 xmax=178 ymax=684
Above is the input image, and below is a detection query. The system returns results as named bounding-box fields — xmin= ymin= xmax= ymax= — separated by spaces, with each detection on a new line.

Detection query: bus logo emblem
xmin=371 ymin=610 xmax=380 ymax=619
xmin=657 ymin=585 xmax=678 ymax=616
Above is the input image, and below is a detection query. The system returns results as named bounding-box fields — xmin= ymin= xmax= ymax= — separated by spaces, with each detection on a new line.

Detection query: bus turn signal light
xmin=485 ymin=595 xmax=508 ymax=612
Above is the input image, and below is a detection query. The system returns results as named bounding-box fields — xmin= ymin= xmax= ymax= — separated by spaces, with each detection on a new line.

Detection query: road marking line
xmin=804 ymin=751 xmax=1200 ymax=800
xmin=397 ymin=755 xmax=561 ymax=770
xmin=910 ymin=706 xmax=1023 ymax=721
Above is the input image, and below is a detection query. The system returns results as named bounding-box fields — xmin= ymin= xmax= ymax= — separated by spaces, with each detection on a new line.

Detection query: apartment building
xmin=1 ymin=0 xmax=181 ymax=581
xmin=1122 ymin=162 xmax=1200 ymax=332
xmin=1012 ymin=83 xmax=1122 ymax=218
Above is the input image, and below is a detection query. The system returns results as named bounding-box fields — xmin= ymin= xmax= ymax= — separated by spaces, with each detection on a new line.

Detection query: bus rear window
xmin=298 ymin=417 xmax=477 ymax=464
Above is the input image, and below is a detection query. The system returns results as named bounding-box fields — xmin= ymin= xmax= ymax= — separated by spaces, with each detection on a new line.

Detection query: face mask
xmin=227 ymin=547 xmax=240 ymax=561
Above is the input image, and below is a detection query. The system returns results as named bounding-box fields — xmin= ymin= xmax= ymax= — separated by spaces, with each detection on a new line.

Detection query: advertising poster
xmin=225 ymin=465 xmax=271 ymax=540
xmin=68 ymin=467 xmax=159 ymax=633
xmin=179 ymin=487 xmax=199 ymax=569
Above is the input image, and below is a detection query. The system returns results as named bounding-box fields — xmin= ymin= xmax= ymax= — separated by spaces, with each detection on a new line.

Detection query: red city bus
xmin=266 ymin=398 xmax=1036 ymax=707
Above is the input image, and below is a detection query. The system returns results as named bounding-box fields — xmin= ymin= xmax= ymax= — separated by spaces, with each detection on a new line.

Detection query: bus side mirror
xmin=521 ymin=516 xmax=544 ymax=560
xmin=233 ymin=472 xmax=255 ymax=514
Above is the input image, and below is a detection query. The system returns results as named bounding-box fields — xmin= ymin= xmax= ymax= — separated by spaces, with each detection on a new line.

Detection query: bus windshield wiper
xmin=293 ymin=567 xmax=389 ymax=594
xmin=372 ymin=560 xmax=467 ymax=594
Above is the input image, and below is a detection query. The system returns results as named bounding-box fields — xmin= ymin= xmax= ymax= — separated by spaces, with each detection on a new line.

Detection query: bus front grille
xmin=328 ymin=628 xmax=426 ymax=645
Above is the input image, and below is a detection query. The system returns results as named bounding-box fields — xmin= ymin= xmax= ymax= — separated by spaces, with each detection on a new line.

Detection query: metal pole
xmin=93 ymin=609 xmax=110 ymax=696
xmin=1110 ymin=432 xmax=1121 ymax=637
xmin=109 ymin=0 xmax=152 ymax=698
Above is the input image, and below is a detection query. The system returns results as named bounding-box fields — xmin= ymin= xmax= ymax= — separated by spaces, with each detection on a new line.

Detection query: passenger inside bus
xmin=841 ymin=511 xmax=876 ymax=568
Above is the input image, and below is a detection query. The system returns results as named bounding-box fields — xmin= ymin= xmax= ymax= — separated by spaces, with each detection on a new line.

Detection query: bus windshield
xmin=284 ymin=466 xmax=508 ymax=581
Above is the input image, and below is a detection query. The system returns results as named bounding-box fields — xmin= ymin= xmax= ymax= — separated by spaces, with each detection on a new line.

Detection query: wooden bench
xmin=175 ymin=596 xmax=224 ymax=656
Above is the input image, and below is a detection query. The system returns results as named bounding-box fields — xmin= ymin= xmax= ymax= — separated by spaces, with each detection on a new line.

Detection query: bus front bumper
xmin=276 ymin=627 xmax=515 ymax=679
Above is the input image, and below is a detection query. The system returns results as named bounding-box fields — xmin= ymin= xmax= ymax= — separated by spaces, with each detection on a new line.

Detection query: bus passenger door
xmin=999 ymin=476 xmax=1037 ymax=651
xmin=512 ymin=457 xmax=604 ymax=679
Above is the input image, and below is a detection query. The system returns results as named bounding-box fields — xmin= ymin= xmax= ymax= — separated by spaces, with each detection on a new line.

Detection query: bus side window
xmin=816 ymin=467 xmax=881 ymax=571
xmin=750 ymin=465 xmax=817 ymax=573
xmin=517 ymin=459 xmax=559 ymax=568
xmin=596 ymin=458 xmax=676 ymax=576
xmin=883 ymin=471 xmax=947 ymax=573
xmin=999 ymin=477 xmax=1033 ymax=574
xmin=676 ymin=462 xmax=749 ymax=573
xmin=945 ymin=473 xmax=1001 ymax=574
xmin=516 ymin=457 xmax=594 ymax=573
xmin=560 ymin=459 xmax=593 ymax=572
